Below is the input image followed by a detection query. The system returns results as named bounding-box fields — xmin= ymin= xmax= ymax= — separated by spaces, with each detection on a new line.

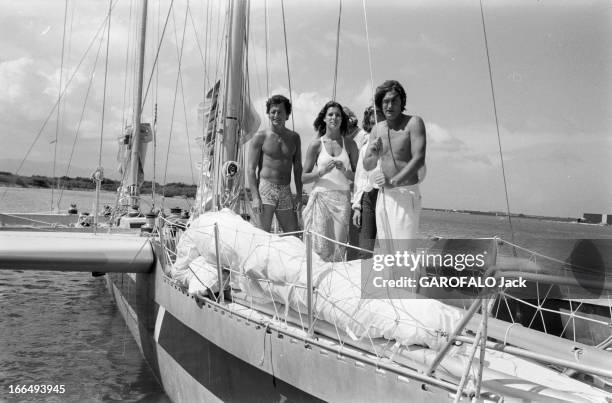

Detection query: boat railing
xmin=159 ymin=220 xmax=611 ymax=341
xmin=157 ymin=217 xmax=612 ymax=396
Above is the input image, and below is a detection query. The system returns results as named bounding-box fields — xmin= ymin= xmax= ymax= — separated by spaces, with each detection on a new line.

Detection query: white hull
xmin=107 ymin=258 xmax=462 ymax=402
xmin=104 ymin=239 xmax=611 ymax=402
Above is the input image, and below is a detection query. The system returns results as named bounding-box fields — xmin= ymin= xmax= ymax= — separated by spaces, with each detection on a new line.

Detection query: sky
xmin=0 ymin=0 xmax=610 ymax=218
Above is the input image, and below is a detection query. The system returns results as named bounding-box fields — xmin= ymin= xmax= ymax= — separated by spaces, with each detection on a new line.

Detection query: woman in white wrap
xmin=302 ymin=101 xmax=359 ymax=262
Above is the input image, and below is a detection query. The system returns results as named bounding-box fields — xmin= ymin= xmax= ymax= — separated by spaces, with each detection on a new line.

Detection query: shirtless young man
xmin=363 ymin=80 xmax=426 ymax=240
xmin=247 ymin=95 xmax=302 ymax=232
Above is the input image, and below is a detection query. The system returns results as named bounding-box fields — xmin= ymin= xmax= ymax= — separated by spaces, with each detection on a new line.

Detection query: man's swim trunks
xmin=259 ymin=178 xmax=293 ymax=210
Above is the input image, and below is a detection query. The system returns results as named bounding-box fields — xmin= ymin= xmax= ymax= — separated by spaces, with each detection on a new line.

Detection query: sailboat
xmin=1 ymin=1 xmax=611 ymax=401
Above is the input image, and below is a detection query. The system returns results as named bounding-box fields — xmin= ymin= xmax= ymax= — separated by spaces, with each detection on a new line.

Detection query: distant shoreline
xmin=0 ymin=171 xmax=197 ymax=198
xmin=2 ymin=171 xmax=600 ymax=224
xmin=422 ymin=207 xmax=581 ymax=224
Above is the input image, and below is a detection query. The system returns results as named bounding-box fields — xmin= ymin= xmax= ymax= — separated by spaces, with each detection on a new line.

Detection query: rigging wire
xmin=56 ymin=0 xmax=77 ymax=207
xmin=213 ymin=3 xmax=228 ymax=84
xmin=188 ymin=6 xmax=210 ymax=89
xmin=0 ymin=0 xmax=119 ymax=203
xmin=162 ymin=3 xmax=191 ymax=203
xmin=142 ymin=0 xmax=175 ymax=108
xmin=246 ymin=6 xmax=266 ymax=120
xmin=361 ymin=0 xmax=401 ymax=318
xmin=196 ymin=0 xmax=212 ymax=214
xmin=112 ymin=0 xmax=137 ymax=219
xmin=479 ymin=0 xmax=517 ymax=250
xmin=361 ymin=0 xmax=376 ymax=119
xmin=178 ymin=12 xmax=197 ymax=185
xmin=332 ymin=0 xmax=342 ymax=101
xmin=280 ymin=0 xmax=295 ymax=132
xmin=120 ymin=0 xmax=134 ymax=140
xmin=152 ymin=0 xmax=160 ymax=210
xmin=264 ymin=0 xmax=270 ymax=98
xmin=51 ymin=0 xmax=70 ymax=211
xmin=93 ymin=0 xmax=113 ymax=230
xmin=212 ymin=3 xmax=231 ymax=210
xmin=238 ymin=1 xmax=253 ymax=215
xmin=98 ymin=0 xmax=112 ymax=169
xmin=58 ymin=26 xmax=107 ymax=209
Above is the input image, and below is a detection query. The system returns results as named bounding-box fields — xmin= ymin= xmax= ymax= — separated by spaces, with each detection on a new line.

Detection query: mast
xmin=223 ymin=0 xmax=247 ymax=164
xmin=214 ymin=0 xmax=247 ymax=209
xmin=127 ymin=0 xmax=148 ymax=211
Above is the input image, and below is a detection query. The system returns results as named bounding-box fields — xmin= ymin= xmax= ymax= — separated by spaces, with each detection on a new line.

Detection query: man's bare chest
xmin=383 ymin=130 xmax=411 ymax=157
xmin=262 ymin=135 xmax=295 ymax=158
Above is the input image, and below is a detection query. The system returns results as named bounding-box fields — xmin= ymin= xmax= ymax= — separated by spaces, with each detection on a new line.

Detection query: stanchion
xmin=214 ymin=223 xmax=224 ymax=302
xmin=306 ymin=230 xmax=313 ymax=336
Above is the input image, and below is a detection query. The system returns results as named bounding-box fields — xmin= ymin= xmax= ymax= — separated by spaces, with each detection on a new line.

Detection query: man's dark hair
xmin=313 ymin=101 xmax=349 ymax=137
xmin=266 ymin=94 xmax=292 ymax=115
xmin=374 ymin=80 xmax=406 ymax=112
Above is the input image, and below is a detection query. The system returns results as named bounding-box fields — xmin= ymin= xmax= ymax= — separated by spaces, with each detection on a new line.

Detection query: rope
xmin=280 ymin=0 xmax=295 ymax=132
xmin=332 ymin=0 xmax=342 ymax=101
xmin=479 ymin=0 xmax=516 ymax=254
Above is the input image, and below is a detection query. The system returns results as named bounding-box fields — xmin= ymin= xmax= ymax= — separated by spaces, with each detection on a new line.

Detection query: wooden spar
xmin=0 ymin=231 xmax=154 ymax=273
xmin=127 ymin=0 xmax=148 ymax=210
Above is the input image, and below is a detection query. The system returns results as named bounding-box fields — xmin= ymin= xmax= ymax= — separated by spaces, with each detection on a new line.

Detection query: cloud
xmin=0 ymin=57 xmax=55 ymax=119
xmin=409 ymin=33 xmax=453 ymax=58
xmin=355 ymin=82 xmax=375 ymax=106
xmin=253 ymin=87 xmax=328 ymax=146
xmin=247 ymin=43 xmax=291 ymax=86
xmin=426 ymin=122 xmax=467 ymax=151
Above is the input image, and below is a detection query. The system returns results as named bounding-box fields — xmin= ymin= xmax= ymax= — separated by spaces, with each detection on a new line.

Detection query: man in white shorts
xmin=363 ymin=80 xmax=426 ymax=241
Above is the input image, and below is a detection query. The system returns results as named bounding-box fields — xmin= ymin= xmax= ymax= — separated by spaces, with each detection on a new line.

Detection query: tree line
xmin=0 ymin=171 xmax=197 ymax=198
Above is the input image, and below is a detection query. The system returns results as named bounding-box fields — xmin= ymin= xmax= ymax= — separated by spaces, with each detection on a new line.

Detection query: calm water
xmin=1 ymin=187 xmax=611 ymax=402
xmin=0 ymin=271 xmax=169 ymax=403
xmin=0 ymin=188 xmax=180 ymax=402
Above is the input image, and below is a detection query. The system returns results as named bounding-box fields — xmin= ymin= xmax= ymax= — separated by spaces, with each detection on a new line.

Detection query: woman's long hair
xmin=362 ymin=106 xmax=384 ymax=133
xmin=313 ymin=101 xmax=349 ymax=137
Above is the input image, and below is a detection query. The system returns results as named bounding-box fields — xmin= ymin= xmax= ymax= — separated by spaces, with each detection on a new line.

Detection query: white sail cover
xmin=171 ymin=209 xmax=461 ymax=349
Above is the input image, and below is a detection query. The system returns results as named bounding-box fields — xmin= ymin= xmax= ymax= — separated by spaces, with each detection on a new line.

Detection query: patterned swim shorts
xmin=259 ymin=178 xmax=293 ymax=210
